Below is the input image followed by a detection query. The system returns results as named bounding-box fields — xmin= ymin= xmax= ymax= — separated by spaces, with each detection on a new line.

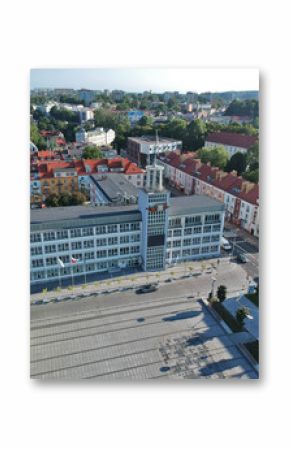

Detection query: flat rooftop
xmin=31 ymin=204 xmax=139 ymax=225
xmin=128 ymin=135 xmax=182 ymax=144
xmin=90 ymin=173 xmax=138 ymax=202
xmin=169 ymin=195 xmax=225 ymax=216
xmin=31 ymin=194 xmax=224 ymax=227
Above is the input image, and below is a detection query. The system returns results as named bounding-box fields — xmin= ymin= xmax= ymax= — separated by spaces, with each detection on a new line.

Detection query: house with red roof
xmin=158 ymin=151 xmax=259 ymax=236
xmin=30 ymin=157 xmax=145 ymax=207
xmin=205 ymin=132 xmax=258 ymax=158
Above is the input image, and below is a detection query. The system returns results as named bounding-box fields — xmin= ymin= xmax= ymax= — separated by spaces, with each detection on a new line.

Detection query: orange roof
xmin=33 ymin=157 xmax=144 ymax=179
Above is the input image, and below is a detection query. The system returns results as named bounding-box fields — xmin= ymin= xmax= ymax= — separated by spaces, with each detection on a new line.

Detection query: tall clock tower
xmin=138 ymin=158 xmax=170 ymax=271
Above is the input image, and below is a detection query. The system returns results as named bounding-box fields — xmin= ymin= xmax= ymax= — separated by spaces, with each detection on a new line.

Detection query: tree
xmin=184 ymin=119 xmax=207 ymax=150
xmin=236 ymin=307 xmax=250 ymax=326
xmin=163 ymin=119 xmax=187 ymax=141
xmin=30 ymin=122 xmax=47 ymax=149
xmin=225 ymin=152 xmax=247 ymax=175
xmin=243 ymin=169 xmax=259 ymax=183
xmin=224 ymin=99 xmax=259 ymax=120
xmin=45 ymin=193 xmax=60 ymax=207
xmin=45 ymin=192 xmax=87 ymax=207
xmin=138 ymin=115 xmax=154 ymax=127
xmin=70 ymin=191 xmax=87 ymax=205
xmin=58 ymin=193 xmax=71 ymax=206
xmin=197 ymin=146 xmax=229 ymax=169
xmin=217 ymin=285 xmax=227 ymax=302
xmin=246 ymin=143 xmax=259 ymax=170
xmin=82 ymin=146 xmax=103 ymax=159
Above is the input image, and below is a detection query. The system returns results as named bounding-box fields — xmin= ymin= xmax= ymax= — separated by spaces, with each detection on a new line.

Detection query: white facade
xmin=205 ymin=141 xmax=247 ymax=157
xmin=31 ymin=219 xmax=142 ymax=284
xmin=75 ymin=128 xmax=115 ymax=146
xmin=159 ymin=156 xmax=259 ymax=237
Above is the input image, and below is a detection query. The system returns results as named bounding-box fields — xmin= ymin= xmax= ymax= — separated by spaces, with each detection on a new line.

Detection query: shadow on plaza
xmin=31 ymin=300 xmax=259 ymax=384
xmin=162 ymin=310 xmax=200 ymax=322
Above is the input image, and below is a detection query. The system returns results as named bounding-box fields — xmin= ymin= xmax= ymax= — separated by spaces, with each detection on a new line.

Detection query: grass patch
xmin=246 ymin=292 xmax=259 ymax=307
xmin=244 ymin=340 xmax=259 ymax=363
xmin=212 ymin=301 xmax=243 ymax=332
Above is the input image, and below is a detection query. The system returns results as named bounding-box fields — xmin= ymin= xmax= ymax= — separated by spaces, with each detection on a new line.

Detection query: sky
xmin=30 ymin=68 xmax=259 ymax=93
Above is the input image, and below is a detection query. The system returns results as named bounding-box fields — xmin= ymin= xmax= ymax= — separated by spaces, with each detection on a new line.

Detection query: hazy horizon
xmin=30 ymin=68 xmax=259 ymax=94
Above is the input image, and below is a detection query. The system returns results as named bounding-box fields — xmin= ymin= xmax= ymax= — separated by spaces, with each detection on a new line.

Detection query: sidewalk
xmin=224 ymin=221 xmax=259 ymax=248
xmin=30 ymin=257 xmax=230 ymax=303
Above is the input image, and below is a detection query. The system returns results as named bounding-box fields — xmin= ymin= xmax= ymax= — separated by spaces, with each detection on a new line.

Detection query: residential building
xmin=78 ymin=89 xmax=96 ymax=106
xmin=79 ymin=108 xmax=94 ymax=123
xmin=30 ymin=157 xmax=145 ymax=205
xmin=158 ymin=152 xmax=259 ymax=236
xmin=205 ymin=132 xmax=257 ymax=157
xmin=75 ymin=127 xmax=115 ymax=146
xmin=112 ymin=90 xmax=125 ymax=102
xmin=34 ymin=101 xmax=58 ymax=115
xmin=127 ymin=110 xmax=144 ymax=125
xmin=127 ymin=135 xmax=182 ymax=168
xmin=206 ymin=115 xmax=252 ymax=125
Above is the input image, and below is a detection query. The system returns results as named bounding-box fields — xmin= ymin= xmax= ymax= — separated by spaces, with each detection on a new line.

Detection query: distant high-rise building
xmin=78 ymin=89 xmax=96 ymax=105
xmin=112 ymin=90 xmax=125 ymax=102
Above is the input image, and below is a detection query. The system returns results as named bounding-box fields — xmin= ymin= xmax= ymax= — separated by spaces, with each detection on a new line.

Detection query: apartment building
xmin=75 ymin=127 xmax=115 ymax=146
xmin=205 ymin=132 xmax=257 ymax=157
xmin=30 ymin=165 xmax=224 ymax=285
xmin=158 ymin=152 xmax=259 ymax=236
xmin=30 ymin=158 xmax=145 ymax=206
xmin=127 ymin=136 xmax=182 ymax=168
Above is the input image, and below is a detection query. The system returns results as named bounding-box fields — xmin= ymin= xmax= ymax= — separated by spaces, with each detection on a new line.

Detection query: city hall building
xmin=30 ymin=165 xmax=225 ymax=285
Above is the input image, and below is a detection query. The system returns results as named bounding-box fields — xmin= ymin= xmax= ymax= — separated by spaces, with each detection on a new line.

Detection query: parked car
xmin=237 ymin=252 xmax=248 ymax=263
xmin=135 ymin=284 xmax=158 ymax=294
xmin=221 ymin=237 xmax=232 ymax=251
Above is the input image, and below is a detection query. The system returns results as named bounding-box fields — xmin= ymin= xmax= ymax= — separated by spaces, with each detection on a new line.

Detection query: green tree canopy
xmin=45 ymin=192 xmax=87 ymax=207
xmin=184 ymin=119 xmax=207 ymax=150
xmin=138 ymin=115 xmax=154 ymax=127
xmin=224 ymin=99 xmax=259 ymax=119
xmin=82 ymin=146 xmax=104 ymax=159
xmin=30 ymin=122 xmax=47 ymax=149
xmin=225 ymin=152 xmax=247 ymax=175
xmin=197 ymin=145 xmax=229 ymax=169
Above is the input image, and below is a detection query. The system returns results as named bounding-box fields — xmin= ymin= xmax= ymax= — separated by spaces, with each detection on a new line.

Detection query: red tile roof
xmin=159 ymin=151 xmax=259 ymax=205
xmin=237 ymin=183 xmax=259 ymax=205
xmin=206 ymin=132 xmax=257 ymax=149
xmin=32 ymin=157 xmax=144 ymax=179
xmin=37 ymin=150 xmax=56 ymax=159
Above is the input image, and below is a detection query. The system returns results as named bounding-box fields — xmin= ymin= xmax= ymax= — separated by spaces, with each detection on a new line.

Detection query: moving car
xmin=135 ymin=284 xmax=158 ymax=294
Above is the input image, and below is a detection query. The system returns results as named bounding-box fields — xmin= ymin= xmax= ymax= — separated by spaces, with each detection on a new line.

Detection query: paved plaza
xmin=31 ymin=284 xmax=258 ymax=380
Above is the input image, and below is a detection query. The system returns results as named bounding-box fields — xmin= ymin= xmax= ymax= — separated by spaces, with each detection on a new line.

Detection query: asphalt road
xmin=223 ymin=228 xmax=259 ymax=281
xmin=31 ymin=262 xmax=249 ymax=320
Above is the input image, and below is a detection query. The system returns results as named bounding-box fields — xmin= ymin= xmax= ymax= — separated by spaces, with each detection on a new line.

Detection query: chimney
xmin=207 ymin=161 xmax=211 ymax=167
xmin=231 ymin=170 xmax=237 ymax=176
xmin=246 ymin=182 xmax=254 ymax=193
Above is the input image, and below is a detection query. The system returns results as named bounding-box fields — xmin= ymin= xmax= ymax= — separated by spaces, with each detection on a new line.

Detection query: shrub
xmin=217 ymin=285 xmax=227 ymax=302
xmin=236 ymin=307 xmax=250 ymax=325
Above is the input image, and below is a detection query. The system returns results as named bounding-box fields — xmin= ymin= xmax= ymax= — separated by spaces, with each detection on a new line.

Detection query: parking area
xmin=31 ymin=286 xmax=258 ymax=380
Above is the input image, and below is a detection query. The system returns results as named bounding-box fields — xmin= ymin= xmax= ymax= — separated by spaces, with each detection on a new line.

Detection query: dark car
xmin=237 ymin=252 xmax=249 ymax=263
xmin=135 ymin=284 xmax=158 ymax=294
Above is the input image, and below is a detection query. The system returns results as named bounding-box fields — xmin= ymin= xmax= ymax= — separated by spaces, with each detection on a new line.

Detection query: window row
xmin=31 ymin=223 xmax=141 ymax=243
xmin=31 ymin=247 xmax=141 ymax=267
